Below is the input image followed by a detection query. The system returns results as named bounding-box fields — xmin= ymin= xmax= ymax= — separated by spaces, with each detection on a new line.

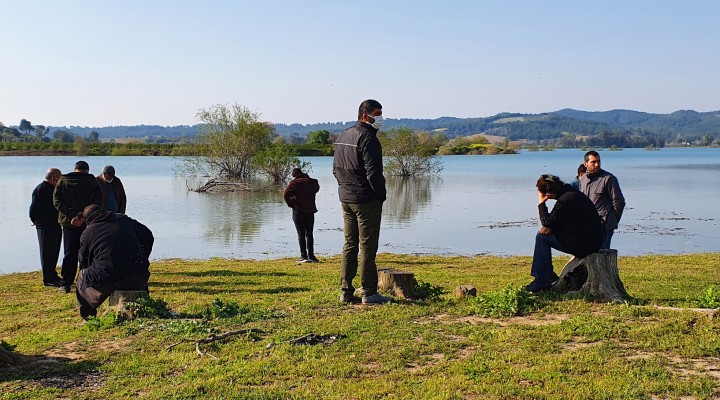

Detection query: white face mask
xmin=368 ymin=114 xmax=384 ymax=130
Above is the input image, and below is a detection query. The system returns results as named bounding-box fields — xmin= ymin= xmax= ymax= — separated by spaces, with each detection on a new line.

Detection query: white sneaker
xmin=361 ymin=293 xmax=392 ymax=304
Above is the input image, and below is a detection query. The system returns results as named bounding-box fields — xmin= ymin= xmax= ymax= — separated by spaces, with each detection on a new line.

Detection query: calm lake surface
xmin=1 ymin=148 xmax=718 ymax=274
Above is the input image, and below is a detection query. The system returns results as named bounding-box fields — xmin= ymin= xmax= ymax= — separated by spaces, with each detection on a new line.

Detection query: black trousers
xmin=36 ymin=225 xmax=62 ymax=282
xmin=292 ymin=211 xmax=315 ymax=258
xmin=76 ymin=268 xmax=150 ymax=319
xmin=61 ymin=226 xmax=84 ymax=286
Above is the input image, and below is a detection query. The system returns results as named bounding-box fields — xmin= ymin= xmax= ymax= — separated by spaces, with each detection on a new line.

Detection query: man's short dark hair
xmin=291 ymin=168 xmax=303 ymax=178
xmin=584 ymin=151 xmax=600 ymax=162
xmin=577 ymin=163 xmax=587 ymax=175
xmin=75 ymin=161 xmax=90 ymax=172
xmin=536 ymin=174 xmax=565 ymax=194
xmin=358 ymin=99 xmax=382 ymax=120
xmin=82 ymin=204 xmax=102 ymax=221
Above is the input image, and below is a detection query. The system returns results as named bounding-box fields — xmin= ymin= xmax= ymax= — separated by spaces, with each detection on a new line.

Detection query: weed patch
xmin=469 ymin=284 xmax=539 ymax=317
xmin=693 ymin=286 xmax=720 ymax=309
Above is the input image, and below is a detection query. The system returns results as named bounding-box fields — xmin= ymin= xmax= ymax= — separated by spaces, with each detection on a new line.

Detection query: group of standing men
xmin=30 ymin=162 xmax=153 ymax=318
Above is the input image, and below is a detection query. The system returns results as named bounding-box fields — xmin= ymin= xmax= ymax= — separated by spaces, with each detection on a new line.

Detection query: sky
xmin=1 ymin=0 xmax=719 ymax=127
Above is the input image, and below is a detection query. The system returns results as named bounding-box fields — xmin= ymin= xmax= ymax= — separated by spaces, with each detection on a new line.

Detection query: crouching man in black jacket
xmin=75 ymin=205 xmax=154 ymax=319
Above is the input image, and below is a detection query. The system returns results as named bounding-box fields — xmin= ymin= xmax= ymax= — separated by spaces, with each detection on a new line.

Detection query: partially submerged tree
xmin=380 ymin=127 xmax=443 ymax=176
xmin=252 ymin=142 xmax=309 ymax=184
xmin=182 ymin=103 xmax=308 ymax=189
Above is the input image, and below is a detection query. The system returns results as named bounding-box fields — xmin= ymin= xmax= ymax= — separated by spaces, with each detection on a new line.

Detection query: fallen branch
xmin=165 ymin=328 xmax=263 ymax=358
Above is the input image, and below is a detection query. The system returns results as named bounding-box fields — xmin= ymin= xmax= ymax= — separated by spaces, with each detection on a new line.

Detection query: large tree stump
xmin=378 ymin=269 xmax=414 ymax=298
xmin=552 ymin=249 xmax=630 ymax=302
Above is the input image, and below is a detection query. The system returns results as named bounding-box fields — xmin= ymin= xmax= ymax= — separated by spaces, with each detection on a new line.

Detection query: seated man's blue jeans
xmin=531 ymin=232 xmax=568 ymax=282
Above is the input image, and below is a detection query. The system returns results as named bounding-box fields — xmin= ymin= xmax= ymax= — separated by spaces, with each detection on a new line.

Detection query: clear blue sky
xmin=2 ymin=0 xmax=719 ymax=127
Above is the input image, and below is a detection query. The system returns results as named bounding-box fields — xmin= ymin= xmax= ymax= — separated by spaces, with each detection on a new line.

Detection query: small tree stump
xmin=454 ymin=285 xmax=477 ymax=299
xmin=107 ymin=290 xmax=149 ymax=318
xmin=378 ymin=268 xmax=414 ymax=298
xmin=552 ymin=249 xmax=630 ymax=302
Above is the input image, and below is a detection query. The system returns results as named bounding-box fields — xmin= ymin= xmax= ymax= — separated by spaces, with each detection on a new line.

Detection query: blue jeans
xmin=530 ymin=232 xmax=567 ymax=282
xmin=601 ymin=230 xmax=614 ymax=249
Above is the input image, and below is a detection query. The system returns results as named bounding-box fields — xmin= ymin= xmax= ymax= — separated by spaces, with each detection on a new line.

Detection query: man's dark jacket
xmin=78 ymin=210 xmax=154 ymax=289
xmin=53 ymin=172 xmax=102 ymax=227
xmin=539 ymin=184 xmax=604 ymax=258
xmin=332 ymin=121 xmax=386 ymax=203
xmin=30 ymin=181 xmax=60 ymax=228
xmin=97 ymin=175 xmax=127 ymax=214
xmin=283 ymin=173 xmax=319 ymax=213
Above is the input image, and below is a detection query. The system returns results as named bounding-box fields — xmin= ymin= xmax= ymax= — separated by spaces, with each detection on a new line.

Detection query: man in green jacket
xmin=53 ymin=161 xmax=102 ymax=293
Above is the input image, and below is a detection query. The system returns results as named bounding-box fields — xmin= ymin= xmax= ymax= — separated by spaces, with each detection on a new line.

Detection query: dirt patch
xmin=624 ymin=351 xmax=720 ymax=381
xmin=561 ymin=340 xmax=601 ymax=352
xmin=34 ymin=371 xmax=105 ymax=391
xmin=429 ymin=313 xmax=571 ymax=327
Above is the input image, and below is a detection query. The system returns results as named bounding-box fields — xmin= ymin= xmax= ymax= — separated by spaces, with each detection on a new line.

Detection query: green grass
xmin=1 ymin=253 xmax=719 ymax=399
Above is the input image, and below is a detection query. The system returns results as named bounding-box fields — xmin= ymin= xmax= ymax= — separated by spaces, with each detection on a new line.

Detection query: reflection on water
xmin=203 ymin=190 xmax=284 ymax=244
xmin=383 ymin=176 xmax=437 ymax=224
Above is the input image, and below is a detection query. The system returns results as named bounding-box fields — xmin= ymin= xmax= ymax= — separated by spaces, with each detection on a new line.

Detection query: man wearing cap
xmin=75 ymin=205 xmax=153 ymax=319
xmin=53 ymin=161 xmax=102 ymax=293
xmin=283 ymin=168 xmax=320 ymax=263
xmin=333 ymin=99 xmax=390 ymax=305
xmin=29 ymin=167 xmax=64 ymax=287
xmin=97 ymin=165 xmax=127 ymax=214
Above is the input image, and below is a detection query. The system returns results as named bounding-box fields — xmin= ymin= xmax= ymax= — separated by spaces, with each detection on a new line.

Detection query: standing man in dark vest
xmin=333 ymin=99 xmax=390 ymax=304
xmin=53 ymin=161 xmax=102 ymax=293
xmin=97 ymin=165 xmax=126 ymax=213
xmin=29 ymin=167 xmax=63 ymax=287
xmin=283 ymin=168 xmax=320 ymax=263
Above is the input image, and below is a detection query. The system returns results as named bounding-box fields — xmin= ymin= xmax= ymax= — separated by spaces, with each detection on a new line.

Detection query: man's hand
xmin=537 ymin=190 xmax=550 ymax=204
xmin=70 ymin=216 xmax=84 ymax=227
xmin=538 ymin=226 xmax=552 ymax=235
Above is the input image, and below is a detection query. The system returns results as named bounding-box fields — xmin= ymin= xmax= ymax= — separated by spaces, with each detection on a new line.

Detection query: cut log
xmin=109 ymin=290 xmax=148 ymax=307
xmin=552 ymin=249 xmax=630 ymax=302
xmin=454 ymin=285 xmax=477 ymax=299
xmin=378 ymin=268 xmax=415 ymax=298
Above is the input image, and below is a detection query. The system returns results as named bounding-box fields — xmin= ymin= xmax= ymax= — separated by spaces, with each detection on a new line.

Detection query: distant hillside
xmin=40 ymin=109 xmax=719 ymax=146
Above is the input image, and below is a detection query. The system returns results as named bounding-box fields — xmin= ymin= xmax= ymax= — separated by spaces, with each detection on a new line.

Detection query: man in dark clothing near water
xmin=333 ymin=99 xmax=391 ymax=305
xmin=283 ymin=168 xmax=320 ymax=263
xmin=53 ymin=161 xmax=102 ymax=293
xmin=29 ymin=167 xmax=63 ymax=287
xmin=526 ymin=174 xmax=604 ymax=293
xmin=76 ymin=205 xmax=153 ymax=319
xmin=580 ymin=151 xmax=625 ymax=249
xmin=97 ymin=165 xmax=127 ymax=213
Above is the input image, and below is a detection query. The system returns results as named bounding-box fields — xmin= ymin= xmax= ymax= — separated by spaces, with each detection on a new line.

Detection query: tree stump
xmin=378 ymin=269 xmax=414 ymax=298
xmin=107 ymin=290 xmax=149 ymax=318
xmin=454 ymin=285 xmax=477 ymax=299
xmin=552 ymin=249 xmax=630 ymax=302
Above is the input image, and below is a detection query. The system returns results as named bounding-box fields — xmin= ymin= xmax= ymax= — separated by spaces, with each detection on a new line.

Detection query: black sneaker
xmin=525 ymin=279 xmax=554 ymax=293
xmin=307 ymin=256 xmax=319 ymax=263
xmin=296 ymin=257 xmax=309 ymax=264
xmin=43 ymin=280 xmax=63 ymax=288
xmin=58 ymin=285 xmax=71 ymax=294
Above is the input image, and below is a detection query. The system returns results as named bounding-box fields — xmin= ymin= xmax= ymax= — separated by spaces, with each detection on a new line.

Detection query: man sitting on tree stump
xmin=526 ymin=174 xmax=604 ymax=293
xmin=75 ymin=205 xmax=154 ymax=319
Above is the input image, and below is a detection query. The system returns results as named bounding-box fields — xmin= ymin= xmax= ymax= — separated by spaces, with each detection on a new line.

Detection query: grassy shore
xmin=1 ymin=253 xmax=719 ymax=399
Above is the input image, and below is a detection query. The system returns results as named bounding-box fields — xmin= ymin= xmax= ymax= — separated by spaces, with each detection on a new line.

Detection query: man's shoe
xmin=307 ymin=256 xmax=319 ymax=263
xmin=361 ymin=293 xmax=392 ymax=304
xmin=58 ymin=285 xmax=71 ymax=294
xmin=525 ymin=279 xmax=554 ymax=293
xmin=339 ymin=293 xmax=354 ymax=303
xmin=296 ymin=257 xmax=309 ymax=264
xmin=43 ymin=280 xmax=63 ymax=288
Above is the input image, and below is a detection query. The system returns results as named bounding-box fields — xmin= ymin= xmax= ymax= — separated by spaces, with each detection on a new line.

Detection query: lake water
xmin=1 ymin=148 xmax=718 ymax=274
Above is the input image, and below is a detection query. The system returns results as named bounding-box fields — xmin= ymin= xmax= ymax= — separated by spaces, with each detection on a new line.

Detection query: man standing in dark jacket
xmin=76 ymin=205 xmax=153 ymax=319
xmin=283 ymin=168 xmax=320 ymax=263
xmin=53 ymin=161 xmax=102 ymax=293
xmin=29 ymin=168 xmax=63 ymax=287
xmin=333 ymin=99 xmax=390 ymax=304
xmin=580 ymin=151 xmax=626 ymax=249
xmin=97 ymin=165 xmax=127 ymax=213
xmin=526 ymin=174 xmax=604 ymax=293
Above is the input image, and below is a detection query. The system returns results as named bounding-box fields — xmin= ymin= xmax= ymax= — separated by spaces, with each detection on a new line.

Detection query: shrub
xmin=693 ymin=286 xmax=720 ymax=309
xmin=469 ymin=285 xmax=538 ymax=317
xmin=126 ymin=296 xmax=172 ymax=318
xmin=411 ymin=278 xmax=446 ymax=299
